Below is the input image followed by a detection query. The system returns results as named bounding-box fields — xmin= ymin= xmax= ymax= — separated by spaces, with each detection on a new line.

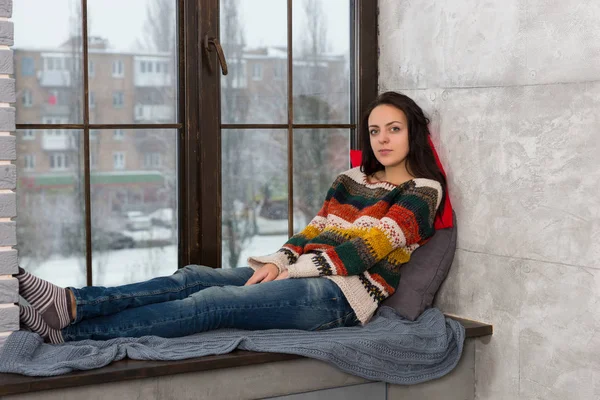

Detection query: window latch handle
xmin=203 ymin=35 xmax=228 ymax=76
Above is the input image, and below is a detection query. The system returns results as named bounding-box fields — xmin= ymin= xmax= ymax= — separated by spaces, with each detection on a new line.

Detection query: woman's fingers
xmin=244 ymin=264 xmax=279 ymax=285
xmin=274 ymin=270 xmax=289 ymax=281
xmin=244 ymin=269 xmax=266 ymax=285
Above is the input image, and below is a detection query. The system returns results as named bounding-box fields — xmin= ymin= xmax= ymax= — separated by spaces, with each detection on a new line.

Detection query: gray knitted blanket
xmin=0 ymin=307 xmax=464 ymax=385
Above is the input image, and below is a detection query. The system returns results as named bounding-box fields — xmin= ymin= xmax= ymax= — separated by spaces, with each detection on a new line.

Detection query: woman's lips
xmin=378 ymin=150 xmax=392 ymax=155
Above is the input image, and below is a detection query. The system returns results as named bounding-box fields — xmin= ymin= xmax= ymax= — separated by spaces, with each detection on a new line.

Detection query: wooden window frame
xmin=191 ymin=0 xmax=378 ymax=268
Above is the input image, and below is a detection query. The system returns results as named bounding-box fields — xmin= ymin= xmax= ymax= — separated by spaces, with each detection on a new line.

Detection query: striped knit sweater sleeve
xmin=247 ymin=176 xmax=341 ymax=273
xmin=286 ymin=182 xmax=441 ymax=278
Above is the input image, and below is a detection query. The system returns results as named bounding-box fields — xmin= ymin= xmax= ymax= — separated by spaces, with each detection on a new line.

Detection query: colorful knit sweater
xmin=248 ymin=167 xmax=442 ymax=324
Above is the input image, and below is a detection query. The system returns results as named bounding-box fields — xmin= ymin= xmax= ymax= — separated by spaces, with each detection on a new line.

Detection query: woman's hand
xmin=274 ymin=270 xmax=289 ymax=281
xmin=244 ymin=263 xmax=279 ymax=285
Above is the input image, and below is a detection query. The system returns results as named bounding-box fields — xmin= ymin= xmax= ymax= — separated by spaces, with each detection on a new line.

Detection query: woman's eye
xmin=391 ymin=127 xmax=400 ymax=132
xmin=369 ymin=130 xmax=378 ymax=135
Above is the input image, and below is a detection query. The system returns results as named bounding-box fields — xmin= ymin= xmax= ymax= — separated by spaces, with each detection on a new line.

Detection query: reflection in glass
xmin=293 ymin=0 xmax=351 ymax=124
xmin=87 ymin=0 xmax=178 ymax=124
xmin=221 ymin=130 xmax=288 ymax=268
xmin=90 ymin=129 xmax=179 ymax=286
xmin=16 ymin=130 xmax=87 ymax=288
xmin=220 ymin=0 xmax=288 ymax=124
xmin=13 ymin=0 xmax=84 ymax=124
xmin=293 ymin=129 xmax=350 ymax=233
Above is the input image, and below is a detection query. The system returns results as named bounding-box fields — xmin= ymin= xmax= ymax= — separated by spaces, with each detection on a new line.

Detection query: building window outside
xmin=42 ymin=116 xmax=68 ymax=136
xmin=112 ymin=59 xmax=125 ymax=78
xmin=89 ymin=60 xmax=95 ymax=77
xmin=22 ymin=89 xmax=33 ymax=107
xmin=49 ymin=153 xmax=69 ymax=170
xmin=22 ymin=130 xmax=35 ymax=140
xmin=252 ymin=63 xmax=262 ymax=80
xmin=113 ymin=91 xmax=124 ymax=108
xmin=113 ymin=129 xmax=125 ymax=140
xmin=89 ymin=91 xmax=95 ymax=108
xmin=144 ymin=152 xmax=162 ymax=168
xmin=148 ymin=61 xmax=153 ymax=73
xmin=21 ymin=57 xmax=35 ymax=76
xmin=24 ymin=154 xmax=35 ymax=170
xmin=141 ymin=61 xmax=146 ymax=73
xmin=113 ymin=152 xmax=125 ymax=170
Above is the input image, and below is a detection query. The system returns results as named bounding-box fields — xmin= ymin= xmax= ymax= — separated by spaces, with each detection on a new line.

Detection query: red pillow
xmin=349 ymin=138 xmax=453 ymax=229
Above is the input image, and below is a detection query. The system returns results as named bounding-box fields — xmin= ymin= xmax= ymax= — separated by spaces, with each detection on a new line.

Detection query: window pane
xmin=220 ymin=0 xmax=287 ymax=124
xmin=16 ymin=129 xmax=87 ymax=288
xmin=87 ymin=0 xmax=178 ymax=124
xmin=293 ymin=129 xmax=350 ymax=233
xmin=293 ymin=0 xmax=351 ymax=124
xmin=221 ymin=130 xmax=288 ymax=268
xmin=90 ymin=129 xmax=178 ymax=286
xmin=13 ymin=0 xmax=84 ymax=124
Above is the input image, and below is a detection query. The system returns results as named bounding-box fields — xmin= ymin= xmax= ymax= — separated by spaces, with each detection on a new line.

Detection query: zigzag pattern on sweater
xmin=248 ymin=167 xmax=442 ymax=324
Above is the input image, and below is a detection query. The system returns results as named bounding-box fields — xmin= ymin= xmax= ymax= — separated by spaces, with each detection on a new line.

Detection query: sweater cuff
xmin=286 ymin=256 xmax=321 ymax=278
xmin=247 ymin=252 xmax=290 ymax=274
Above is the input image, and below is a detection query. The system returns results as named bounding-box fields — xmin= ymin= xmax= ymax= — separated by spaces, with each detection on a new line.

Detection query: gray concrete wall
xmin=378 ymin=1 xmax=600 ymax=399
xmin=0 ymin=0 xmax=16 ymax=350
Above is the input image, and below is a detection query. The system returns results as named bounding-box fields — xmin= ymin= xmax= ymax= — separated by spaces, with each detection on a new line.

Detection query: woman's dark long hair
xmin=360 ymin=91 xmax=447 ymax=216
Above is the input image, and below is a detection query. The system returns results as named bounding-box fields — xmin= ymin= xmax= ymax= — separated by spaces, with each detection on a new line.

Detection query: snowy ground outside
xmin=19 ymin=233 xmax=288 ymax=288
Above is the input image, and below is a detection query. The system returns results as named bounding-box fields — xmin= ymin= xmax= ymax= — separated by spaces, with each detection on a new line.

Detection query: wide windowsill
xmin=0 ymin=316 xmax=492 ymax=397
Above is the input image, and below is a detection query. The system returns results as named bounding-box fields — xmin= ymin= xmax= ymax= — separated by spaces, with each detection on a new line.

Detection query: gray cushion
xmin=381 ymin=212 xmax=457 ymax=321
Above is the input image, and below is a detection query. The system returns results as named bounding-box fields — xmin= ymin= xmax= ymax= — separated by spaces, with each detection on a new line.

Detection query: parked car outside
xmin=92 ymin=229 xmax=135 ymax=251
xmin=123 ymin=211 xmax=152 ymax=231
xmin=148 ymin=208 xmax=175 ymax=228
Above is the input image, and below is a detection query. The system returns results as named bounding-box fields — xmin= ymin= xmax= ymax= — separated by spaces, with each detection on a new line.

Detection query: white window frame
xmin=113 ymin=91 xmax=124 ymax=108
xmin=22 ymin=89 xmax=33 ymax=107
xmin=144 ymin=152 xmax=162 ymax=169
xmin=42 ymin=116 xmax=68 ymax=136
xmin=113 ymin=129 xmax=125 ymax=140
xmin=49 ymin=153 xmax=69 ymax=171
xmin=113 ymin=152 xmax=125 ymax=170
xmin=112 ymin=59 xmax=125 ymax=78
xmin=23 ymin=154 xmax=35 ymax=170
xmin=22 ymin=130 xmax=35 ymax=140
xmin=252 ymin=63 xmax=263 ymax=81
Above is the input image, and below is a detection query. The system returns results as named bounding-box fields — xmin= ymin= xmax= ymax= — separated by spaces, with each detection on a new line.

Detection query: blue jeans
xmin=63 ymin=265 xmax=359 ymax=341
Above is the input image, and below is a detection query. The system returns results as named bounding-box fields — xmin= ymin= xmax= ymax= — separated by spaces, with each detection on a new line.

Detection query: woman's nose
xmin=378 ymin=133 xmax=389 ymax=143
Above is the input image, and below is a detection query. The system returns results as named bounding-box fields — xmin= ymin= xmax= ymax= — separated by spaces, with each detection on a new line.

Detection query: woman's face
xmin=368 ymin=104 xmax=410 ymax=170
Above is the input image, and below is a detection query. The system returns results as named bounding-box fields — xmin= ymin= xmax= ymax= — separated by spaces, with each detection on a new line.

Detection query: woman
xmin=18 ymin=92 xmax=447 ymax=344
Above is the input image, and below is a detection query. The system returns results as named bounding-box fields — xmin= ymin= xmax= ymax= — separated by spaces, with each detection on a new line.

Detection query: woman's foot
xmin=20 ymin=306 xmax=64 ymax=344
xmin=15 ymin=267 xmax=73 ymax=330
